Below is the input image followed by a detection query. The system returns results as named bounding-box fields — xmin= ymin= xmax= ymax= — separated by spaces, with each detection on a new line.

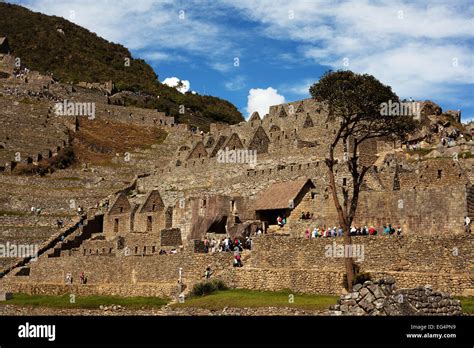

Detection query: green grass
xmin=456 ymin=296 xmax=474 ymax=314
xmin=172 ymin=289 xmax=338 ymax=310
xmin=1 ymin=293 xmax=168 ymax=309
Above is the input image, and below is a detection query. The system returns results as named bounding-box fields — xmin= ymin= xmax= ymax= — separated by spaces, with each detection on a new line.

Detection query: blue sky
xmin=12 ymin=0 xmax=474 ymax=121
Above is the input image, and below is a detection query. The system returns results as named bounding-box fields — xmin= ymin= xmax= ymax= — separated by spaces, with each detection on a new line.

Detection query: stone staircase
xmin=46 ymin=213 xmax=104 ymax=257
xmin=267 ymin=224 xmax=291 ymax=235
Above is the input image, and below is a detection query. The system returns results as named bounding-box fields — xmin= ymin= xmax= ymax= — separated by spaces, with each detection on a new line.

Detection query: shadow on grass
xmin=1 ymin=293 xmax=168 ymax=309
xmin=173 ymin=289 xmax=338 ymax=311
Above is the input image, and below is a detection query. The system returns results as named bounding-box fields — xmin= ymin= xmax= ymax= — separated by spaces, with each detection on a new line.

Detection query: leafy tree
xmin=310 ymin=70 xmax=419 ymax=290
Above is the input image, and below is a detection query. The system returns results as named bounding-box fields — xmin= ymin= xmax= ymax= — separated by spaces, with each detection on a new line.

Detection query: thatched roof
xmin=253 ymin=178 xmax=315 ymax=211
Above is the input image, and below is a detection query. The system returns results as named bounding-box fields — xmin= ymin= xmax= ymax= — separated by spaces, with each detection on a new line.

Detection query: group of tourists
xmin=300 ymin=212 xmax=314 ymax=220
xmin=304 ymin=223 xmax=402 ymax=238
xmin=158 ymin=248 xmax=178 ymax=255
xmin=203 ymin=236 xmax=252 ymax=254
xmin=64 ymin=271 xmax=87 ymax=285
xmin=201 ymin=236 xmax=252 ymax=267
xmin=30 ymin=206 xmax=42 ymax=215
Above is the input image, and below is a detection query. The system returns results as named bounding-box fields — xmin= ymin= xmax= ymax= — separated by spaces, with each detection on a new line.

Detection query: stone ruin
xmin=330 ymin=277 xmax=463 ymax=316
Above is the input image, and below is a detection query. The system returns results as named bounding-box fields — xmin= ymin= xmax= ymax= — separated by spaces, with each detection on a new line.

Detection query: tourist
xmin=203 ymin=237 xmax=209 ymax=253
xmin=65 ymin=272 xmax=72 ymax=284
xmin=305 ymin=228 xmax=310 ymax=239
xmin=389 ymin=224 xmax=395 ymax=235
xmin=203 ymin=266 xmax=213 ymax=280
xmin=322 ymin=227 xmax=327 ymax=238
xmin=256 ymin=227 xmax=262 ymax=235
xmin=234 ymin=253 xmax=243 ymax=267
xmin=79 ymin=272 xmax=86 ymax=284
xmin=465 ymin=216 xmax=471 ymax=233
xmin=305 ymin=212 xmax=311 ymax=220
xmin=210 ymin=238 xmax=217 ymax=253
xmin=384 ymin=224 xmax=391 ymax=235
xmin=362 ymin=226 xmax=368 ymax=235
xmin=244 ymin=236 xmax=251 ymax=249
xmin=397 ymin=226 xmax=402 ymax=236
xmin=350 ymin=226 xmax=357 ymax=236
xmin=234 ymin=238 xmax=242 ymax=251
xmin=368 ymin=226 xmax=377 ymax=235
xmin=282 ymin=215 xmax=287 ymax=226
xmin=312 ymin=227 xmax=318 ymax=238
xmin=277 ymin=216 xmax=283 ymax=228
xmin=301 ymin=212 xmax=306 ymax=220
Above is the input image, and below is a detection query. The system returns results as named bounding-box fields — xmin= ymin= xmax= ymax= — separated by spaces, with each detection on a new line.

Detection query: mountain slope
xmin=0 ymin=2 xmax=244 ymax=128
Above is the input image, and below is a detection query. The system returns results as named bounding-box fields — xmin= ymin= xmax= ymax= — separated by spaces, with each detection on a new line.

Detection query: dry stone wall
xmin=330 ymin=278 xmax=463 ymax=316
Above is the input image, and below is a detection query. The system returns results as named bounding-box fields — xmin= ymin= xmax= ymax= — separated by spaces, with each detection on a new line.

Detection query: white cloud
xmin=18 ymin=0 xmax=236 ymax=67
xmin=224 ymin=0 xmax=474 ymax=99
xmin=279 ymin=79 xmax=316 ymax=96
xmin=139 ymin=51 xmax=172 ymax=63
xmin=224 ymin=76 xmax=246 ymax=91
xmin=163 ymin=77 xmax=190 ymax=94
xmin=246 ymin=87 xmax=286 ymax=118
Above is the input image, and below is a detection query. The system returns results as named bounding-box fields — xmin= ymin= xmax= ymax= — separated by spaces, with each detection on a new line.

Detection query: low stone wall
xmin=330 ymin=278 xmax=463 ymax=316
xmin=2 ymin=234 xmax=471 ymax=297
xmin=227 ymin=268 xmax=472 ymax=296
xmin=248 ymin=234 xmax=473 ymax=275
xmin=0 ymin=282 xmax=178 ymax=299
xmin=7 ymin=250 xmax=234 ymax=287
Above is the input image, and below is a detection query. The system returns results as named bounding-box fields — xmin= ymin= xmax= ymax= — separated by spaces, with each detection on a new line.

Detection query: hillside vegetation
xmin=0 ymin=3 xmax=244 ymax=129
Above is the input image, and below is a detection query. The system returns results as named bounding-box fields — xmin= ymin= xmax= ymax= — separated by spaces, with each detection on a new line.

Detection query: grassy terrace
xmin=2 ymin=292 xmax=472 ymax=314
xmin=0 ymin=293 xmax=168 ymax=309
xmin=456 ymin=296 xmax=474 ymax=314
xmin=172 ymin=289 xmax=339 ymax=311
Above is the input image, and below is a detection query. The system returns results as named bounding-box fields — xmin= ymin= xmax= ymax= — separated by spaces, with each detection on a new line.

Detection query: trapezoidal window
xmin=114 ymin=218 xmax=119 ymax=233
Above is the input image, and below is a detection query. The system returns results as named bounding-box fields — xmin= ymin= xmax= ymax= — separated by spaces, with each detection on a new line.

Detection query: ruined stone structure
xmin=330 ymin=278 xmax=463 ymax=316
xmin=0 ymin=60 xmax=473 ymax=309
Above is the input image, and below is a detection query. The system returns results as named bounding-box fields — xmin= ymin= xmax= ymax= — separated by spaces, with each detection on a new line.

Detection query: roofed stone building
xmin=254 ymin=178 xmax=315 ymax=225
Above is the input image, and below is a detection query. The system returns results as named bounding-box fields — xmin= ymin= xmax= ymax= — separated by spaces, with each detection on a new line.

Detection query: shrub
xmin=190 ymin=279 xmax=228 ymax=297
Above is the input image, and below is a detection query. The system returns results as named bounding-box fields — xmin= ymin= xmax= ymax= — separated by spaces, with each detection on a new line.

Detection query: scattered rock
xmin=330 ymin=278 xmax=463 ymax=316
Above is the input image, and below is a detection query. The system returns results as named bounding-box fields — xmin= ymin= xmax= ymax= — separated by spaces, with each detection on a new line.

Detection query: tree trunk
xmin=343 ymin=225 xmax=355 ymax=291
xmin=326 ymin=153 xmax=355 ymax=292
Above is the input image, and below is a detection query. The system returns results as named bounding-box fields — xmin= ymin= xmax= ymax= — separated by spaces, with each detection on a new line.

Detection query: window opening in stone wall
xmin=147 ymin=216 xmax=152 ymax=231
